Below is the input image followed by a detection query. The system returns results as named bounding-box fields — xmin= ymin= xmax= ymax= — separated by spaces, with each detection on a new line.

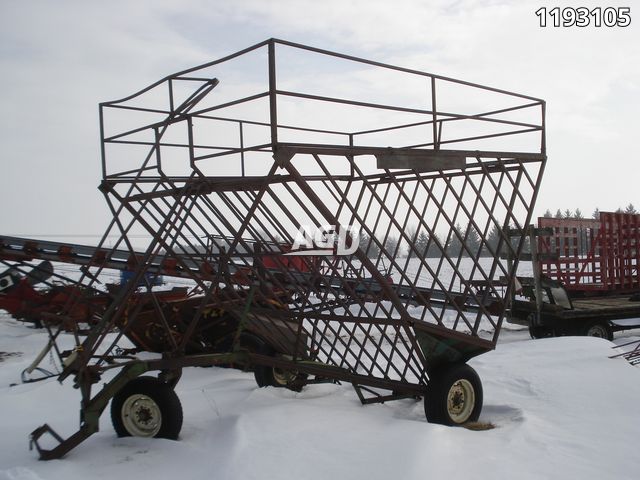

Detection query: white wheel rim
xmin=121 ymin=394 xmax=162 ymax=437
xmin=272 ymin=354 xmax=297 ymax=386
xmin=447 ymin=379 xmax=475 ymax=424
xmin=272 ymin=367 xmax=294 ymax=386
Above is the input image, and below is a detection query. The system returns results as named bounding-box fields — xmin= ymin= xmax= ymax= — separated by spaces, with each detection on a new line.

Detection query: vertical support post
xmin=431 ymin=77 xmax=438 ymax=150
xmin=540 ymin=100 xmax=546 ymax=155
xmin=505 ymin=226 xmax=514 ymax=318
xmin=634 ymin=214 xmax=640 ymax=290
xmin=99 ymin=105 xmax=107 ymax=179
xmin=168 ymin=78 xmax=175 ymax=113
xmin=268 ymin=40 xmax=278 ymax=152
xmin=349 ymin=133 xmax=355 ymax=177
xmin=154 ymin=127 xmax=162 ymax=173
xmin=240 ymin=121 xmax=246 ymax=176
xmin=530 ymin=226 xmax=544 ymax=326
xmin=187 ymin=116 xmax=195 ymax=170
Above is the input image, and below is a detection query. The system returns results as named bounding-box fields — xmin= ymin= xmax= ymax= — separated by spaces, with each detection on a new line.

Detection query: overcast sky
xmin=0 ymin=0 xmax=638 ymax=242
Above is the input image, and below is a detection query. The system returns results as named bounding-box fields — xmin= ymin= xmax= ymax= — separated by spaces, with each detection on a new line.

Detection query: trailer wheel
xmin=529 ymin=325 xmax=554 ymax=339
xmin=254 ymin=353 xmax=308 ymax=392
xmin=583 ymin=321 xmax=613 ymax=341
xmin=528 ymin=313 xmax=553 ymax=339
xmin=111 ymin=376 xmax=183 ymax=439
xmin=424 ymin=363 xmax=483 ymax=426
xmin=239 ymin=333 xmax=307 ymax=391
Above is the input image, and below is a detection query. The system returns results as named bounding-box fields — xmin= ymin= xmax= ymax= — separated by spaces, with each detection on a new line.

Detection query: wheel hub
xmin=447 ymin=379 xmax=475 ymax=424
xmin=121 ymin=394 xmax=162 ymax=437
xmin=272 ymin=367 xmax=296 ymax=386
xmin=272 ymin=354 xmax=298 ymax=387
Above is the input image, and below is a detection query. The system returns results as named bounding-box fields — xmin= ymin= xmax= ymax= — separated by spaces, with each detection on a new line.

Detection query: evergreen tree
xmin=358 ymin=230 xmax=369 ymax=255
xmin=564 ymin=208 xmax=573 ymax=219
xmin=464 ymin=223 xmax=481 ymax=257
xmin=554 ymin=209 xmax=563 ymax=219
xmin=405 ymin=226 xmax=418 ymax=258
xmin=485 ymin=224 xmax=502 ymax=257
xmin=592 ymin=208 xmax=600 ymax=220
xmin=427 ymin=233 xmax=443 ymax=258
xmin=543 ymin=209 xmax=553 ymax=218
xmin=414 ymin=231 xmax=430 ymax=258
xmin=574 ymin=208 xmax=583 ymax=219
xmin=446 ymin=224 xmax=464 ymax=257
xmin=625 ymin=203 xmax=637 ymax=214
xmin=359 ymin=231 xmax=380 ymax=258
xmin=384 ymin=235 xmax=400 ymax=256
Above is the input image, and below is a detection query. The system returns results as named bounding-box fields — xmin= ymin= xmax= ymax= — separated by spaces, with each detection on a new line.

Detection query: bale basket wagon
xmin=2 ymin=39 xmax=546 ymax=459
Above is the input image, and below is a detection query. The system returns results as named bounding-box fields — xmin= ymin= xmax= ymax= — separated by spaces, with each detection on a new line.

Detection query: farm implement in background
xmin=1 ymin=39 xmax=546 ymax=459
xmin=0 ymin=236 xmax=190 ymax=331
xmin=506 ymin=212 xmax=640 ymax=339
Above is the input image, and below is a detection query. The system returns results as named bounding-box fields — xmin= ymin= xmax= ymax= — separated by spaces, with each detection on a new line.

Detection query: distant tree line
xmin=539 ymin=204 xmax=638 ymax=257
xmin=542 ymin=203 xmax=637 ymax=220
xmin=357 ymin=223 xmax=521 ymax=259
xmin=350 ymin=203 xmax=638 ymax=259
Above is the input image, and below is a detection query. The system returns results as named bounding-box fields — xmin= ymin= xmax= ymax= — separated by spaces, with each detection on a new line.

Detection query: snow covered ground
xmin=1 ymin=313 xmax=639 ymax=480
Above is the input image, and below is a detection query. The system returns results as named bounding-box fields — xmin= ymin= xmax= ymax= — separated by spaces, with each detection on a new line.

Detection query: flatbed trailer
xmin=506 ymin=213 xmax=640 ymax=338
xmin=509 ymin=275 xmax=640 ymax=339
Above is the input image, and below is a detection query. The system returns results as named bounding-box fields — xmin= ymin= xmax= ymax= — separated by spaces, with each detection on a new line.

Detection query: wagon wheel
xmin=111 ymin=376 xmax=183 ymax=439
xmin=583 ymin=321 xmax=613 ymax=341
xmin=529 ymin=325 xmax=554 ymax=339
xmin=424 ymin=363 xmax=483 ymax=426
xmin=243 ymin=335 xmax=307 ymax=392
xmin=256 ymin=353 xmax=309 ymax=391
xmin=528 ymin=313 xmax=554 ymax=339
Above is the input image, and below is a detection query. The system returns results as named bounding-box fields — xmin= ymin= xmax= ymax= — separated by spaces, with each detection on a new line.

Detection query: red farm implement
xmin=1 ymin=39 xmax=546 ymax=459
xmin=0 ymin=236 xmax=193 ymax=330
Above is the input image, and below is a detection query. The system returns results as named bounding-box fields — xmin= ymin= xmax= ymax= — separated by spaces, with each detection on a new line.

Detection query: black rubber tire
xmin=254 ymin=356 xmax=308 ymax=391
xmin=583 ymin=321 xmax=613 ymax=341
xmin=529 ymin=325 xmax=554 ymax=339
xmin=111 ymin=376 xmax=183 ymax=439
xmin=424 ymin=363 xmax=483 ymax=426
xmin=247 ymin=338 xmax=307 ymax=392
xmin=528 ymin=313 xmax=554 ymax=339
